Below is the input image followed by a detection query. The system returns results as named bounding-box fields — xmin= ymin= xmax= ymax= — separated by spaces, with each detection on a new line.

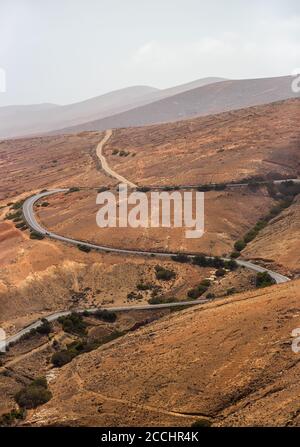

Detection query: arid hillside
xmin=243 ymin=195 xmax=300 ymax=274
xmin=0 ymin=131 xmax=111 ymax=201
xmin=56 ymin=76 xmax=300 ymax=135
xmin=36 ymin=186 xmax=274 ymax=256
xmin=104 ymin=98 xmax=300 ymax=186
xmin=26 ymin=279 xmax=300 ymax=427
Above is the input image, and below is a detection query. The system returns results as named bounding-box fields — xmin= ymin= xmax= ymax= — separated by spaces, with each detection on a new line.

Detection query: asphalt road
xmin=11 ymin=131 xmax=294 ymax=346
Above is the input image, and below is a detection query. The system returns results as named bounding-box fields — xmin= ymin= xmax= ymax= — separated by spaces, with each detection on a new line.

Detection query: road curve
xmin=11 ymin=131 xmax=292 ymax=346
xmin=6 ymin=299 xmax=208 ymax=346
xmin=22 ymin=188 xmax=290 ymax=284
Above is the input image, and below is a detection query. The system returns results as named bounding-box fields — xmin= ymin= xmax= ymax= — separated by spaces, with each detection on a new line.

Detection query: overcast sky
xmin=0 ymin=0 xmax=299 ymax=106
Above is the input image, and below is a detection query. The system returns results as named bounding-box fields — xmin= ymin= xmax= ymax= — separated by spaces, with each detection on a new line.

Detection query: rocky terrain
xmin=24 ymin=279 xmax=300 ymax=427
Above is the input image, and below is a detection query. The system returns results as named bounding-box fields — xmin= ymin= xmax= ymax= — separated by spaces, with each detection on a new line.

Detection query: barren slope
xmin=56 ymin=76 xmax=300 ymax=134
xmin=0 ymin=131 xmax=110 ymax=201
xmin=243 ymin=195 xmax=300 ymax=274
xmin=103 ymin=99 xmax=300 ymax=186
xmin=26 ymin=279 xmax=300 ymax=427
xmin=36 ymin=187 xmax=274 ymax=255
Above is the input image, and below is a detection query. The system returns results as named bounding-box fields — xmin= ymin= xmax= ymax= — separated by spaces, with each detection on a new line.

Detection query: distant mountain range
xmin=0 ymin=75 xmax=299 ymax=139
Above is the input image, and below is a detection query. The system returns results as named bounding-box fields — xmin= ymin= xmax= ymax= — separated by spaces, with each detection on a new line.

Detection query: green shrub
xmin=200 ymin=279 xmax=211 ymax=287
xmin=226 ymin=288 xmax=236 ymax=296
xmin=206 ymin=293 xmax=215 ymax=300
xmin=36 ymin=319 xmax=52 ymax=335
xmin=78 ymin=244 xmax=91 ymax=253
xmin=191 ymin=419 xmax=212 ymax=428
xmin=192 ymin=255 xmax=208 ymax=266
xmin=51 ymin=350 xmax=75 ymax=367
xmin=215 ymin=268 xmax=226 ymax=277
xmin=30 ymin=231 xmax=45 ymax=240
xmin=0 ymin=408 xmax=26 ymax=426
xmin=224 ymin=259 xmax=238 ymax=270
xmin=14 ymin=377 xmax=52 ymax=409
xmin=58 ymin=313 xmax=87 ymax=336
xmin=255 ymin=272 xmax=276 ymax=288
xmin=137 ymin=282 xmax=153 ymax=291
xmin=94 ymin=309 xmax=117 ymax=323
xmin=154 ymin=265 xmax=176 ymax=281
xmin=230 ymin=251 xmax=240 ymax=259
xmin=234 ymin=240 xmax=246 ymax=252
xmin=171 ymin=254 xmax=190 ymax=263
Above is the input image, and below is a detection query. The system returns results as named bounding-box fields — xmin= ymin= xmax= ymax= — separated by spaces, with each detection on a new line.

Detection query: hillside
xmin=0 ymin=78 xmax=224 ymax=139
xmin=56 ymin=75 xmax=300 ymax=134
xmin=243 ymin=195 xmax=300 ymax=274
xmin=103 ymin=98 xmax=300 ymax=186
xmin=26 ymin=279 xmax=300 ymax=427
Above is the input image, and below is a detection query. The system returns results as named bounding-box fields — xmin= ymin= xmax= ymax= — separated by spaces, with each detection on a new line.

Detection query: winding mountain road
xmin=6 ymin=131 xmax=293 ymax=346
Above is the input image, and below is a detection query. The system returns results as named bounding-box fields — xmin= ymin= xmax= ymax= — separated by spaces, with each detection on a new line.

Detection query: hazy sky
xmin=0 ymin=0 xmax=299 ymax=106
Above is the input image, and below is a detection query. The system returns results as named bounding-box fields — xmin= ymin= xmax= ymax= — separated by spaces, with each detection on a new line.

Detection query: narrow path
xmin=96 ymin=129 xmax=137 ymax=188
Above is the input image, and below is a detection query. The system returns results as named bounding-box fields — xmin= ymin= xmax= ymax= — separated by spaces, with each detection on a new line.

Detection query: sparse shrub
xmin=154 ymin=265 xmax=176 ymax=281
xmin=234 ymin=240 xmax=246 ymax=252
xmin=30 ymin=231 xmax=45 ymax=240
xmin=14 ymin=377 xmax=52 ymax=409
xmin=215 ymin=268 xmax=226 ymax=277
xmin=51 ymin=350 xmax=75 ymax=367
xmin=97 ymin=186 xmax=110 ymax=193
xmin=58 ymin=313 xmax=87 ymax=336
xmin=136 ymin=186 xmax=151 ymax=192
xmin=68 ymin=187 xmax=80 ymax=193
xmin=191 ymin=419 xmax=212 ymax=428
xmin=0 ymin=408 xmax=26 ymax=426
xmin=78 ymin=244 xmax=91 ymax=253
xmin=36 ymin=319 xmax=52 ymax=335
xmin=226 ymin=288 xmax=236 ymax=296
xmin=230 ymin=251 xmax=240 ymax=259
xmin=224 ymin=259 xmax=238 ymax=270
xmin=192 ymin=255 xmax=208 ymax=267
xmin=137 ymin=282 xmax=153 ymax=291
xmin=94 ymin=309 xmax=117 ymax=323
xmin=255 ymin=272 xmax=276 ymax=288
xmin=171 ymin=254 xmax=190 ymax=263
xmin=200 ymin=279 xmax=211 ymax=287
xmin=206 ymin=293 xmax=215 ymax=300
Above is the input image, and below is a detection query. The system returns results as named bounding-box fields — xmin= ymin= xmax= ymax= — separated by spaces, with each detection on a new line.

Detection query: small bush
xmin=36 ymin=319 xmax=52 ymax=335
xmin=51 ymin=350 xmax=75 ymax=367
xmin=171 ymin=254 xmax=190 ymax=263
xmin=58 ymin=313 xmax=87 ymax=336
xmin=0 ymin=408 xmax=26 ymax=426
xmin=94 ymin=309 xmax=117 ymax=323
xmin=206 ymin=293 xmax=215 ymax=300
xmin=234 ymin=240 xmax=246 ymax=252
xmin=191 ymin=419 xmax=212 ymax=428
xmin=215 ymin=268 xmax=226 ymax=277
xmin=78 ymin=244 xmax=91 ymax=253
xmin=137 ymin=282 xmax=153 ymax=291
xmin=256 ymin=272 xmax=276 ymax=288
xmin=14 ymin=377 xmax=52 ymax=409
xmin=30 ymin=231 xmax=45 ymax=240
xmin=230 ymin=251 xmax=240 ymax=259
xmin=154 ymin=265 xmax=176 ymax=281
